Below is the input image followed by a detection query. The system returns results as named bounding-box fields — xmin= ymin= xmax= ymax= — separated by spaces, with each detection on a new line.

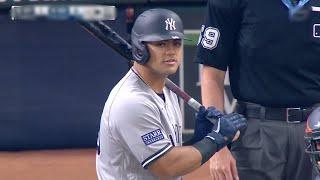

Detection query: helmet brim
xmin=140 ymin=32 xmax=189 ymax=42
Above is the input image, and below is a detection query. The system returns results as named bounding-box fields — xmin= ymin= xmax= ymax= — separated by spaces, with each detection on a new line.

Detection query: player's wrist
xmin=191 ymin=137 xmax=218 ymax=165
xmin=205 ymin=132 xmax=228 ymax=151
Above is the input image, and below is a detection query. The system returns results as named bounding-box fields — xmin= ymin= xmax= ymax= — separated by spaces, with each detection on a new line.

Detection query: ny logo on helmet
xmin=165 ymin=18 xmax=176 ymax=31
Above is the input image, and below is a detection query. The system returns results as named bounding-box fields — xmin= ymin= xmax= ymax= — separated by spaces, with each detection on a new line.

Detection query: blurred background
xmin=0 ymin=0 xmax=234 ymax=179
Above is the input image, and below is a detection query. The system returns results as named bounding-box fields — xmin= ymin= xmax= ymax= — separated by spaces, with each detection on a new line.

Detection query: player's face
xmin=146 ymin=39 xmax=183 ymax=77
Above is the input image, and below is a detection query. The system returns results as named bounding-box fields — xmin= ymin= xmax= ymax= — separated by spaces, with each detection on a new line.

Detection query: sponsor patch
xmin=141 ymin=129 xmax=164 ymax=145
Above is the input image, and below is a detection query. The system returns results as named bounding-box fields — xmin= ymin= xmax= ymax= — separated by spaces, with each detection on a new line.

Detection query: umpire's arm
xmin=201 ymin=65 xmax=226 ymax=111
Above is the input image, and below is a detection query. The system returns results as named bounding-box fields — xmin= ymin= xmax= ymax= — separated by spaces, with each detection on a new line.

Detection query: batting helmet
xmin=131 ymin=8 xmax=184 ymax=64
xmin=305 ymin=106 xmax=320 ymax=174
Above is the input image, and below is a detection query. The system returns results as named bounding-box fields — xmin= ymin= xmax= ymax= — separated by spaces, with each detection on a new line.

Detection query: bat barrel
xmin=79 ymin=21 xmax=133 ymax=60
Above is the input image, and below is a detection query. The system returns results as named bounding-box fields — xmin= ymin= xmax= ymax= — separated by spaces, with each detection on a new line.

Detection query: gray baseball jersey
xmin=96 ymin=68 xmax=183 ymax=180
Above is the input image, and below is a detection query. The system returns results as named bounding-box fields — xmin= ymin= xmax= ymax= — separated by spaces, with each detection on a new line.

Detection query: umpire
xmin=195 ymin=0 xmax=320 ymax=180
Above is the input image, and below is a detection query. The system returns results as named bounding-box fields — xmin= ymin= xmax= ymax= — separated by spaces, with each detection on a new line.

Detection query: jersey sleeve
xmin=194 ymin=0 xmax=242 ymax=71
xmin=111 ymin=95 xmax=173 ymax=169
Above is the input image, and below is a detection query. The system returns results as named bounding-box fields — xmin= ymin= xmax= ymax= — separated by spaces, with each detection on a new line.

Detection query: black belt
xmin=236 ymin=102 xmax=313 ymax=123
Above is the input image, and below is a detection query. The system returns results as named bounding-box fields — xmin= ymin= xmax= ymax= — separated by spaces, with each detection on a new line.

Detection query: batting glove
xmin=183 ymin=106 xmax=223 ymax=145
xmin=205 ymin=112 xmax=247 ymax=151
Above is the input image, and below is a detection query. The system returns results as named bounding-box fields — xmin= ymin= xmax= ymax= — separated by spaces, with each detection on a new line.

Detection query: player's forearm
xmin=201 ymin=65 xmax=225 ymax=111
xmin=148 ymin=145 xmax=203 ymax=177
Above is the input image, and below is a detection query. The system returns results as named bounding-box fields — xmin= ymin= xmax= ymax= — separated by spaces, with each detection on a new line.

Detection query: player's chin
xmin=163 ymin=66 xmax=179 ymax=75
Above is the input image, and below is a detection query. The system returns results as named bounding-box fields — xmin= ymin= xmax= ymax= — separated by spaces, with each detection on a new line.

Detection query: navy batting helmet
xmin=305 ymin=106 xmax=320 ymax=174
xmin=131 ymin=8 xmax=184 ymax=64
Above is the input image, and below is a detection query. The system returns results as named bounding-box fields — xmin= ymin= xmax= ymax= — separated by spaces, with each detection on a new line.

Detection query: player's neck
xmin=132 ymin=65 xmax=166 ymax=94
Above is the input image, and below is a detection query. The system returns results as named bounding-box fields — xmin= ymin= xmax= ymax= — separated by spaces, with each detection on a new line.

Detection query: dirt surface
xmin=0 ymin=149 xmax=210 ymax=180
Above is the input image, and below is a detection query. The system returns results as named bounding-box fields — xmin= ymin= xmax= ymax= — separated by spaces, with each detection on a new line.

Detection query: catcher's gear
xmin=305 ymin=106 xmax=320 ymax=174
xmin=131 ymin=8 xmax=184 ymax=64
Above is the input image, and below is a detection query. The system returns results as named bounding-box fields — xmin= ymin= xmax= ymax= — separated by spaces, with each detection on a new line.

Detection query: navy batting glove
xmin=205 ymin=113 xmax=247 ymax=151
xmin=183 ymin=106 xmax=223 ymax=145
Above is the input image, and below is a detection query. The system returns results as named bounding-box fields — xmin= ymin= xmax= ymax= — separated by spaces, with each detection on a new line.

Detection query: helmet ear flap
xmin=134 ymin=48 xmax=144 ymax=61
xmin=131 ymin=32 xmax=150 ymax=64
xmin=137 ymin=49 xmax=143 ymax=57
xmin=139 ymin=43 xmax=150 ymax=64
xmin=132 ymin=41 xmax=150 ymax=64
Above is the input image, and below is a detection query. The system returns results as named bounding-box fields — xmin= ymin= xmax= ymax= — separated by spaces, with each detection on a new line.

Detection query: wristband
xmin=192 ymin=137 xmax=218 ymax=165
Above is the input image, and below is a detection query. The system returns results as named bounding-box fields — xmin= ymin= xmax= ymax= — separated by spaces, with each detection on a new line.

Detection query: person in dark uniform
xmin=194 ymin=0 xmax=320 ymax=179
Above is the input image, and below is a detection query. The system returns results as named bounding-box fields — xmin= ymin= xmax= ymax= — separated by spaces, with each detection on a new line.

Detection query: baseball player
xmin=96 ymin=8 xmax=247 ymax=180
xmin=305 ymin=106 xmax=320 ymax=180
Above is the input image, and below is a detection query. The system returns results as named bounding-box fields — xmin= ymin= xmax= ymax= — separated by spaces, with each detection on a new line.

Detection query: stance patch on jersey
xmin=200 ymin=26 xmax=220 ymax=50
xmin=141 ymin=129 xmax=164 ymax=145
xmin=314 ymin=24 xmax=320 ymax=38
